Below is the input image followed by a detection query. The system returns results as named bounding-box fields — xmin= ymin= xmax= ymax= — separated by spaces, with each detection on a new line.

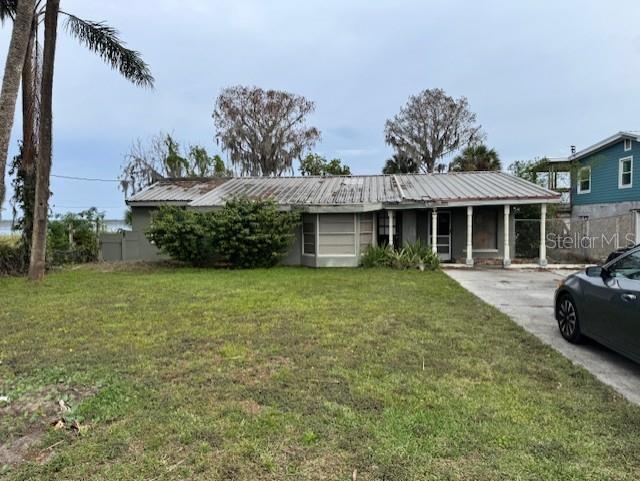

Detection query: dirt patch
xmin=0 ymin=384 xmax=95 ymax=469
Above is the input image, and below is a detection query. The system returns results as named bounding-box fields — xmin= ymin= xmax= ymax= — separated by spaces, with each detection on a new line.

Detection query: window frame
xmin=607 ymin=249 xmax=640 ymax=281
xmin=577 ymin=165 xmax=591 ymax=194
xmin=302 ymin=214 xmax=317 ymax=256
xmin=619 ymin=156 xmax=633 ymax=189
xmin=624 ymin=138 xmax=633 ymax=152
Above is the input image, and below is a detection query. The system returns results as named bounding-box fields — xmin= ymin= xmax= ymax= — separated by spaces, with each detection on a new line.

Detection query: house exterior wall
xmin=101 ymin=205 xmax=522 ymax=266
xmin=129 ymin=207 xmax=165 ymax=261
xmin=572 ymin=139 xmax=640 ymax=208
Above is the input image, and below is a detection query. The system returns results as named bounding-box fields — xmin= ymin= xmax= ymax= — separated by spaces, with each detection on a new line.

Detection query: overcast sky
xmin=1 ymin=0 xmax=640 ymax=219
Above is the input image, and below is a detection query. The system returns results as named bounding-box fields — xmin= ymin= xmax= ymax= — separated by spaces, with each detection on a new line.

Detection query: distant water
xmin=0 ymin=219 xmax=128 ymax=235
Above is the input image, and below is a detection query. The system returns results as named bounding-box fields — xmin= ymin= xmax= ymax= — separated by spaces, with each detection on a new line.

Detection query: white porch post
xmin=431 ymin=208 xmax=438 ymax=254
xmin=388 ymin=210 xmax=394 ymax=247
xmin=635 ymin=210 xmax=640 ymax=244
xmin=539 ymin=204 xmax=548 ymax=267
xmin=466 ymin=206 xmax=473 ymax=266
xmin=503 ymin=205 xmax=511 ymax=267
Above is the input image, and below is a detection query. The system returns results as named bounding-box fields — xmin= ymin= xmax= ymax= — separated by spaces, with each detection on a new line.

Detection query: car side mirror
xmin=586 ymin=266 xmax=605 ymax=278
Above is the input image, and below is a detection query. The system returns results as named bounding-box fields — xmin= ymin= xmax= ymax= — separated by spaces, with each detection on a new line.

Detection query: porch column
xmin=635 ymin=210 xmax=640 ymax=244
xmin=431 ymin=208 xmax=438 ymax=254
xmin=466 ymin=206 xmax=473 ymax=266
xmin=539 ymin=204 xmax=548 ymax=267
xmin=503 ymin=205 xmax=511 ymax=267
xmin=388 ymin=210 xmax=394 ymax=247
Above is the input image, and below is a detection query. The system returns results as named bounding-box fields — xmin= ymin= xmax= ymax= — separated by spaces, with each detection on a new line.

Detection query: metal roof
xmin=190 ymin=175 xmax=402 ymax=208
xmin=127 ymin=178 xmax=229 ymax=204
xmin=395 ymin=172 xmax=559 ymax=205
xmin=185 ymin=172 xmax=559 ymax=210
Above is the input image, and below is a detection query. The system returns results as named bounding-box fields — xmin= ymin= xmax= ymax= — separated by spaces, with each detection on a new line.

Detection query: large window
xmin=577 ymin=166 xmax=591 ymax=194
xmin=619 ymin=156 xmax=633 ymax=189
xmin=318 ymin=214 xmax=356 ymax=255
xmin=472 ymin=208 xmax=498 ymax=250
xmin=302 ymin=215 xmax=316 ymax=255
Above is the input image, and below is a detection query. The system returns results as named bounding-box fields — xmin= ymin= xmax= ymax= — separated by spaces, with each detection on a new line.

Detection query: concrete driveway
xmin=444 ymin=267 xmax=640 ymax=405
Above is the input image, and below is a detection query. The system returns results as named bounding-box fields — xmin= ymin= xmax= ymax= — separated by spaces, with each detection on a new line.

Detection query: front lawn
xmin=1 ymin=266 xmax=639 ymax=480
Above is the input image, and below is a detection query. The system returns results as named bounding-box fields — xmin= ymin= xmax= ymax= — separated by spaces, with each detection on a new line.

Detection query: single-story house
xmin=103 ymin=172 xmax=560 ymax=267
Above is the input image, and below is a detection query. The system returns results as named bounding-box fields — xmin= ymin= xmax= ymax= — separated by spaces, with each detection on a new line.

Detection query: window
xmin=472 ymin=209 xmax=498 ymax=250
xmin=609 ymin=250 xmax=640 ymax=281
xmin=619 ymin=156 xmax=633 ymax=189
xmin=318 ymin=213 xmax=356 ymax=255
xmin=624 ymin=138 xmax=633 ymax=151
xmin=577 ymin=166 xmax=591 ymax=194
xmin=359 ymin=213 xmax=374 ymax=253
xmin=377 ymin=211 xmax=402 ymax=246
xmin=302 ymin=214 xmax=316 ymax=255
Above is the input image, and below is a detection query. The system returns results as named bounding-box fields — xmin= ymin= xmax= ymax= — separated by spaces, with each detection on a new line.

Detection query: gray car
xmin=555 ymin=245 xmax=640 ymax=363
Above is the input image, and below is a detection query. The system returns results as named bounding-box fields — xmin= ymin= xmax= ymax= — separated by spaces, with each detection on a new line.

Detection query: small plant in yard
xmin=361 ymin=240 xmax=439 ymax=270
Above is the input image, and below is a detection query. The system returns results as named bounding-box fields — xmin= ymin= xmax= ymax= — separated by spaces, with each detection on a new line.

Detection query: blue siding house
xmin=554 ymin=131 xmax=640 ymax=244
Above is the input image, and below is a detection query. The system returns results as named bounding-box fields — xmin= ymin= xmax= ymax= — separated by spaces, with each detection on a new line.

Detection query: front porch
xmin=296 ymin=203 xmax=551 ymax=268
xmin=373 ymin=204 xmax=550 ymax=267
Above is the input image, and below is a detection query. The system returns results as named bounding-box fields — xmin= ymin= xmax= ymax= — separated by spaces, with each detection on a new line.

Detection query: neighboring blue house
xmin=547 ymin=131 xmax=640 ymax=244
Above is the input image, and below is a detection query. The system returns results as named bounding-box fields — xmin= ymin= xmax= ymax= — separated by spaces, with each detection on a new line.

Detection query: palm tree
xmin=27 ymin=0 xmax=56 ymax=280
xmin=0 ymin=0 xmax=155 ymax=279
xmin=449 ymin=144 xmax=501 ymax=172
xmin=0 ymin=0 xmax=36 ymax=217
xmin=382 ymin=153 xmax=419 ymax=174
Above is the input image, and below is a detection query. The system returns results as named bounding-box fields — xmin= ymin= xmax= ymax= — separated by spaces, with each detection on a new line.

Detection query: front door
xmin=429 ymin=211 xmax=451 ymax=261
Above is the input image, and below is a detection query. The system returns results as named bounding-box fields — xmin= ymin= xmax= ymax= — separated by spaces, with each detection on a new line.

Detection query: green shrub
xmin=361 ymin=240 xmax=439 ymax=271
xmin=210 ymin=198 xmax=300 ymax=268
xmin=146 ymin=207 xmax=217 ymax=265
xmin=0 ymin=242 xmax=27 ymax=275
xmin=146 ymin=199 xmax=300 ymax=268
xmin=46 ymin=208 xmax=103 ymax=265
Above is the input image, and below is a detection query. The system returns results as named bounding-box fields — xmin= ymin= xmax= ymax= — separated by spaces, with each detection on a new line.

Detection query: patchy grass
xmin=1 ymin=266 xmax=639 ymax=480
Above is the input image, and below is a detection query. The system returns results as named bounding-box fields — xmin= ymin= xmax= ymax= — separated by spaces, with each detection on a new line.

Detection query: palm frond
xmin=63 ymin=13 xmax=154 ymax=88
xmin=0 ymin=0 xmax=17 ymax=23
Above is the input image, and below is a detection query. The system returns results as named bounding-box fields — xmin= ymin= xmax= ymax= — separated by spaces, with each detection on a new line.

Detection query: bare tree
xmin=384 ymin=88 xmax=484 ymax=173
xmin=119 ymin=133 xmax=230 ymax=198
xmin=213 ymin=86 xmax=320 ymax=176
xmin=0 ymin=0 xmax=36 ymax=216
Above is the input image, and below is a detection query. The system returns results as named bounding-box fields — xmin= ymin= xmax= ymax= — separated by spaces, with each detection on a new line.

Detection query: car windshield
xmin=609 ymin=250 xmax=640 ymax=280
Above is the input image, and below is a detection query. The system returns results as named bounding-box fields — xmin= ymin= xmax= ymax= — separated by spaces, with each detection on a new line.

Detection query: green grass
xmin=1 ymin=266 xmax=639 ymax=480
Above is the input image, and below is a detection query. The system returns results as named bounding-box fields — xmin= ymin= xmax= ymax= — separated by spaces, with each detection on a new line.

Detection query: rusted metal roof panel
xmin=127 ymin=178 xmax=229 ymax=203
xmin=190 ymin=175 xmax=402 ymax=207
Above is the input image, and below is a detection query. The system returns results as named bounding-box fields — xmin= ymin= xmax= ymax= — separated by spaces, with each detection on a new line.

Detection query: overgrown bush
xmin=146 ymin=199 xmax=300 ymax=268
xmin=47 ymin=208 xmax=103 ymax=265
xmin=145 ymin=208 xmax=217 ymax=265
xmin=0 ymin=241 xmax=27 ymax=275
xmin=211 ymin=198 xmax=300 ymax=268
xmin=361 ymin=240 xmax=439 ymax=271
